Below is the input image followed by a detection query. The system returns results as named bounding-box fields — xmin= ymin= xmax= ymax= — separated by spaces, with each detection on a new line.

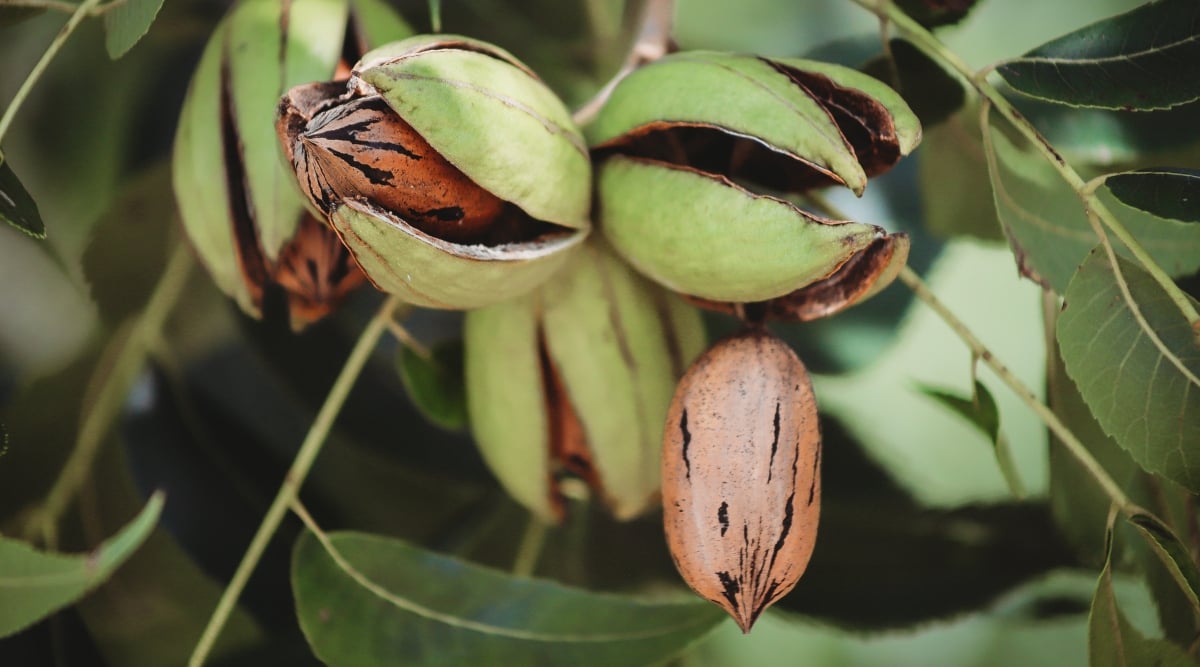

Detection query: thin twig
xmin=427 ymin=0 xmax=441 ymax=33
xmin=188 ymin=295 xmax=402 ymax=667
xmin=386 ymin=317 xmax=431 ymax=360
xmin=510 ymin=514 xmax=548 ymax=578
xmin=897 ymin=266 xmax=1135 ymax=513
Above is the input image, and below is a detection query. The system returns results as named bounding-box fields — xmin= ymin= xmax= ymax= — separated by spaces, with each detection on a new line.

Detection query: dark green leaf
xmin=76 ymin=434 xmax=265 ymax=667
xmin=774 ymin=418 xmax=1074 ymax=630
xmin=781 ymin=501 xmax=1077 ymax=629
xmin=919 ymin=381 xmax=999 ymax=442
xmin=1128 ymin=510 xmax=1200 ymax=618
xmin=1130 ymin=488 xmax=1200 ymax=645
xmin=349 ymin=0 xmax=416 ymax=48
xmin=0 ymin=493 xmax=163 ymax=638
xmin=0 ymin=5 xmax=43 ymax=27
xmin=82 ymin=165 xmax=176 ymax=326
xmin=292 ymin=531 xmax=724 ymax=666
xmin=984 ymin=119 xmax=1200 ymax=292
xmin=997 ymin=0 xmax=1200 ymax=111
xmin=863 ymin=39 xmax=966 ymax=128
xmin=893 ymin=0 xmax=980 ymax=28
xmin=1106 ymin=168 xmax=1200 ymax=223
xmin=1 ymin=355 xmax=100 ymax=522
xmin=1057 ymin=248 xmax=1200 ymax=491
xmin=1011 ymin=95 xmax=1200 ymax=164
xmin=0 ymin=154 xmax=45 ymax=239
xmin=102 ymin=0 xmax=166 ymax=58
xmin=1046 ymin=341 xmax=1140 ymax=563
xmin=918 ymin=381 xmax=1023 ymax=496
xmin=1089 ymin=522 xmax=1195 ymax=667
xmin=396 ymin=339 xmax=468 ymax=431
xmin=919 ymin=109 xmax=1004 ymax=241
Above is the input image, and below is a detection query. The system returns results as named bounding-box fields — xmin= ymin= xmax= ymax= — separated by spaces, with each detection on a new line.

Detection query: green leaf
xmin=396 ymin=339 xmax=468 ymax=431
xmin=983 ymin=119 xmax=1200 ymax=292
xmin=349 ymin=0 xmax=417 ymax=49
xmin=1010 ymin=95 xmax=1200 ymax=165
xmin=1129 ymin=488 xmax=1200 ymax=645
xmin=1088 ymin=522 xmax=1195 ymax=667
xmin=0 ymin=492 xmax=163 ymax=638
xmin=1106 ymin=168 xmax=1200 ymax=224
xmin=0 ymin=153 xmax=46 ymax=239
xmin=102 ymin=0 xmax=166 ymax=58
xmin=918 ymin=381 xmax=1024 ymax=497
xmin=878 ymin=38 xmax=966 ymax=128
xmin=919 ymin=110 xmax=1003 ymax=241
xmin=997 ymin=0 xmax=1200 ymax=111
xmin=82 ymin=165 xmax=175 ymax=326
xmin=1057 ymin=248 xmax=1200 ymax=492
xmin=1127 ymin=510 xmax=1200 ymax=619
xmin=918 ymin=382 xmax=999 ymax=444
xmin=1046 ymin=341 xmax=1140 ymax=563
xmin=292 ymin=530 xmax=725 ymax=666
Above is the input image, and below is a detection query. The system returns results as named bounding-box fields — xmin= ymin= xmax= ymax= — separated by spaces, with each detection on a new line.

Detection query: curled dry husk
xmin=663 ymin=328 xmax=820 ymax=632
xmin=464 ymin=239 xmax=706 ymax=522
xmin=589 ymin=51 xmax=919 ymax=320
xmin=276 ymin=35 xmax=593 ymax=309
xmin=173 ymin=0 xmax=412 ymax=329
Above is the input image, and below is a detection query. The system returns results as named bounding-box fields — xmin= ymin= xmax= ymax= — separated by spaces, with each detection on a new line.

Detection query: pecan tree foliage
xmin=1 ymin=0 xmax=1198 ymax=666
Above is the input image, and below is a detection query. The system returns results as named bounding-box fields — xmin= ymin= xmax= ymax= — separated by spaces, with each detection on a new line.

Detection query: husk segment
xmin=465 ymin=241 xmax=706 ymax=521
xmin=597 ymin=155 xmax=886 ymax=303
xmin=173 ymin=0 xmax=414 ymax=323
xmin=330 ymin=199 xmax=586 ymax=310
xmin=354 ymin=35 xmax=592 ymax=230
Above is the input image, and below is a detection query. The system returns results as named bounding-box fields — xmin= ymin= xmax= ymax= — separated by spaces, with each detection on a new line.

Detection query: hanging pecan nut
xmin=277 ymin=90 xmax=505 ymax=243
xmin=276 ymin=35 xmax=593 ymax=310
xmin=662 ymin=328 xmax=821 ymax=633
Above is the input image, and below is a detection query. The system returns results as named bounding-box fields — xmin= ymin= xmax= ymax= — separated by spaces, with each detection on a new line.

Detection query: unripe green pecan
xmin=588 ymin=51 xmax=919 ymax=314
xmin=685 ymin=234 xmax=911 ymax=322
xmin=464 ymin=240 xmax=706 ymax=522
xmin=276 ymin=35 xmax=593 ymax=309
xmin=173 ymin=0 xmax=411 ymax=328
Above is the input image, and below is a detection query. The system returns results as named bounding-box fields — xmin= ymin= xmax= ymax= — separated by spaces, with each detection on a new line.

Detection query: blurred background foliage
xmin=3 ymin=0 xmax=1198 ymax=665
